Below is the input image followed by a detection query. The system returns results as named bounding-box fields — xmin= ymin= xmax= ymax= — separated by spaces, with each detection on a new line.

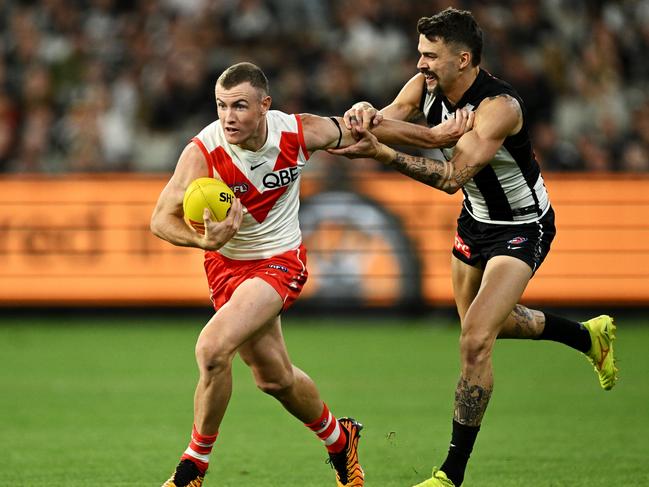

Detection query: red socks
xmin=182 ymin=404 xmax=345 ymax=473
xmin=181 ymin=425 xmax=218 ymax=474
xmin=305 ymin=403 xmax=347 ymax=454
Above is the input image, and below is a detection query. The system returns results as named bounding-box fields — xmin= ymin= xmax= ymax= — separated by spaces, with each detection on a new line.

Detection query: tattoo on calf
xmin=454 ymin=377 xmax=493 ymax=426
xmin=512 ymin=304 xmax=537 ymax=338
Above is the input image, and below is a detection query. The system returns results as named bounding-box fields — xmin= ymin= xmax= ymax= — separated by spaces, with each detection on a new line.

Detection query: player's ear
xmin=459 ymin=50 xmax=471 ymax=70
xmin=261 ymin=95 xmax=272 ymax=115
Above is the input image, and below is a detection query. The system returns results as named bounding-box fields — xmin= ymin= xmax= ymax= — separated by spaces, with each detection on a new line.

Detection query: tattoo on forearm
xmin=454 ymin=377 xmax=492 ymax=426
xmin=389 ymin=152 xmax=480 ymax=192
xmin=390 ymin=153 xmax=453 ymax=190
xmin=454 ymin=164 xmax=480 ymax=187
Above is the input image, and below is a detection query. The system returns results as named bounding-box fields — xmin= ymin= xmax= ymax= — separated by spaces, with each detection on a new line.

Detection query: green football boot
xmin=583 ymin=315 xmax=618 ymax=390
xmin=413 ymin=468 xmax=455 ymax=487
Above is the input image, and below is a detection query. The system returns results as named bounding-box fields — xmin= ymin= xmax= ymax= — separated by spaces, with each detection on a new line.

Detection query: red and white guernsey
xmin=191 ymin=110 xmax=310 ymax=260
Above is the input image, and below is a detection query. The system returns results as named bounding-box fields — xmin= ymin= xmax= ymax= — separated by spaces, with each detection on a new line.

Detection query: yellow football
xmin=183 ymin=177 xmax=235 ymax=233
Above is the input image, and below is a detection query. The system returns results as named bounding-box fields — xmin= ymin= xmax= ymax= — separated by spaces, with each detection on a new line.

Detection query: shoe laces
xmin=327 ymin=448 xmax=350 ymax=484
xmin=173 ymin=459 xmax=203 ymax=487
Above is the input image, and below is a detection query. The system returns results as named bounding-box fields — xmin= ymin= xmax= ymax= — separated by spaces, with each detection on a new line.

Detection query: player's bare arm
xmin=300 ymin=114 xmax=356 ymax=152
xmin=302 ymin=112 xmax=473 ymax=154
xmin=371 ymin=113 xmax=473 ymax=149
xmin=340 ymin=74 xmax=474 ymax=149
xmin=343 ymin=73 xmax=426 ymax=129
xmin=381 ymin=73 xmax=429 ymax=123
xmin=330 ymin=94 xmax=522 ymax=194
xmin=150 ymin=142 xmax=243 ymax=250
xmin=300 ymin=113 xmax=435 ymax=152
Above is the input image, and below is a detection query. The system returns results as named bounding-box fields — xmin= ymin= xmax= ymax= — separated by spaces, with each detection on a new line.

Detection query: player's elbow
xmin=150 ymin=210 xmax=165 ymax=239
xmin=149 ymin=219 xmax=162 ymax=239
xmin=442 ymin=182 xmax=461 ymax=194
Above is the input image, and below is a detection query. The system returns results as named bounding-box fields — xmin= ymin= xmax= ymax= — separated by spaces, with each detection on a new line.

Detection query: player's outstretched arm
xmin=339 ymin=75 xmax=474 ymax=149
xmin=300 ymin=113 xmax=366 ymax=152
xmin=300 ymin=112 xmax=435 ymax=153
xmin=301 ymin=110 xmax=473 ymax=154
xmin=150 ymin=142 xmax=243 ymax=250
xmin=343 ymin=73 xmax=427 ymax=129
xmin=373 ymin=111 xmax=474 ymax=149
xmin=329 ymin=95 xmax=522 ymax=194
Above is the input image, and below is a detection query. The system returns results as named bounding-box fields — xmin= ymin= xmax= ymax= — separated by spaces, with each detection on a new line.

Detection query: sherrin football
xmin=183 ymin=177 xmax=235 ymax=233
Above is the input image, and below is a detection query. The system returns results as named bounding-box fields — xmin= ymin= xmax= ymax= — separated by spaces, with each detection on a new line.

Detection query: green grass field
xmin=1 ymin=313 xmax=648 ymax=487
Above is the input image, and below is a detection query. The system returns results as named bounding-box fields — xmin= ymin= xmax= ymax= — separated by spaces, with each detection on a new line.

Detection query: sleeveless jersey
xmin=420 ymin=69 xmax=550 ymax=224
xmin=192 ymin=110 xmax=309 ymax=259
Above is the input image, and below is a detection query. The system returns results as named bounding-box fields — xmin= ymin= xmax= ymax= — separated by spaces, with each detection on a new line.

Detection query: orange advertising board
xmin=0 ymin=174 xmax=648 ymax=307
xmin=348 ymin=174 xmax=649 ymax=306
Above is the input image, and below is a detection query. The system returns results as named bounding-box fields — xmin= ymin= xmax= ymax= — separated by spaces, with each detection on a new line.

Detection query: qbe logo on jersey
xmin=263 ymin=167 xmax=300 ymax=189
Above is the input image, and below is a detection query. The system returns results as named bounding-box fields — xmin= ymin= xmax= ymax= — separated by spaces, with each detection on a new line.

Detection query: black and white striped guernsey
xmin=419 ymin=68 xmax=551 ymax=224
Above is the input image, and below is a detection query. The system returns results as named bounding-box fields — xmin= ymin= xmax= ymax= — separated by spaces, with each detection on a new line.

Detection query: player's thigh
xmin=238 ymin=316 xmax=294 ymax=385
xmin=463 ymin=255 xmax=533 ymax=338
xmin=199 ymin=277 xmax=284 ymax=352
xmin=451 ymin=255 xmax=484 ymax=322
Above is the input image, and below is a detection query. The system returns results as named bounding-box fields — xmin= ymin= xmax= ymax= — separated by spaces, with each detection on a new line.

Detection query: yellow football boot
xmin=583 ymin=315 xmax=618 ymax=390
xmin=413 ymin=468 xmax=456 ymax=487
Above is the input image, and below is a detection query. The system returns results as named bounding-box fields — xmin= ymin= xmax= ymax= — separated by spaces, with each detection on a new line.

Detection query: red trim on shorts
xmin=294 ymin=246 xmax=307 ymax=285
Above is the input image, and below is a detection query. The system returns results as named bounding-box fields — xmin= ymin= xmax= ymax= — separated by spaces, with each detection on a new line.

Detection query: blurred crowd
xmin=0 ymin=0 xmax=648 ymax=173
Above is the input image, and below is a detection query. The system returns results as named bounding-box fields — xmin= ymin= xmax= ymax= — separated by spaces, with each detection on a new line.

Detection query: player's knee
xmin=459 ymin=330 xmax=493 ymax=368
xmin=195 ymin=337 xmax=236 ymax=375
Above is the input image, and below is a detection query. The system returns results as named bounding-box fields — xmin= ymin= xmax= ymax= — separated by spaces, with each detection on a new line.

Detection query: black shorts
xmin=452 ymin=206 xmax=556 ymax=273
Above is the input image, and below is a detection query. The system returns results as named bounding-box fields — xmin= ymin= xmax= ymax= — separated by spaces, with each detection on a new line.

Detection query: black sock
xmin=535 ymin=312 xmax=591 ymax=353
xmin=440 ymin=420 xmax=480 ymax=486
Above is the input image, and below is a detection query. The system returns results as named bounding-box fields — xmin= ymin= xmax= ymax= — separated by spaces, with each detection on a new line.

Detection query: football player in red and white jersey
xmin=151 ymin=62 xmax=471 ymax=487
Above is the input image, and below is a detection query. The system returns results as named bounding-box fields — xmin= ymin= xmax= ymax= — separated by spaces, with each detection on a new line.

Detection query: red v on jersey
xmin=193 ymin=130 xmax=303 ymax=224
xmin=211 ymin=145 xmax=285 ymax=224
xmin=275 ymin=130 xmax=303 ymax=170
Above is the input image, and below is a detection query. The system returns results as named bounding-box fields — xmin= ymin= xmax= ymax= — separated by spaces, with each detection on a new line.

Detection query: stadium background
xmin=1 ymin=1 xmax=648 ymax=486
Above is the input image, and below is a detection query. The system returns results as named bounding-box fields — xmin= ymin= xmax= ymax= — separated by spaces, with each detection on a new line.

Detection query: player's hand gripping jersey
xmin=192 ymin=110 xmax=309 ymax=259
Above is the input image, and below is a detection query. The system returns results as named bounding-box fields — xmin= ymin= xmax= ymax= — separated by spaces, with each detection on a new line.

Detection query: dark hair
xmin=216 ymin=62 xmax=269 ymax=95
xmin=417 ymin=8 xmax=483 ymax=66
